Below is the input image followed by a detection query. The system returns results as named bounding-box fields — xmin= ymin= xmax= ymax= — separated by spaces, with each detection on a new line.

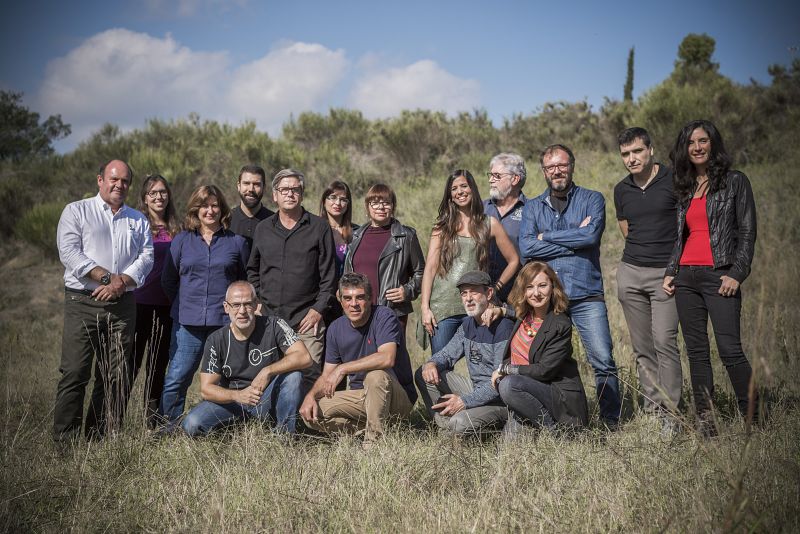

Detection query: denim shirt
xmin=428 ymin=316 xmax=515 ymax=409
xmin=483 ymin=193 xmax=526 ymax=301
xmin=519 ymin=186 xmax=606 ymax=300
xmin=161 ymin=228 xmax=250 ymax=326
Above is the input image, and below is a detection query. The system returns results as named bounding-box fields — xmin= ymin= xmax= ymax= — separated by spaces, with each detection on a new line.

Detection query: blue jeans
xmin=430 ymin=314 xmax=466 ymax=354
xmin=568 ymin=300 xmax=621 ymax=422
xmin=158 ymin=323 xmax=219 ymax=423
xmin=181 ymin=371 xmax=304 ymax=436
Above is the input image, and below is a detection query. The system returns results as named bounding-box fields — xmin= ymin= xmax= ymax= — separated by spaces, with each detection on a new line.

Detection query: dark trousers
xmin=674 ymin=267 xmax=754 ymax=416
xmin=130 ymin=304 xmax=172 ymax=426
xmin=498 ymin=374 xmax=556 ymax=428
xmin=54 ymin=290 xmax=136 ymax=441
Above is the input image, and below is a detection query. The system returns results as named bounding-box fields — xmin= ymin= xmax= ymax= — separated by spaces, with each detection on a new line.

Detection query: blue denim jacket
xmin=519 ymin=186 xmax=605 ymax=300
xmin=428 ymin=316 xmax=515 ymax=409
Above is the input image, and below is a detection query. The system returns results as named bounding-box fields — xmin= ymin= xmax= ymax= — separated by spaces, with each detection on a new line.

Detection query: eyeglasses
xmin=147 ymin=190 xmax=168 ymax=198
xmin=275 ymin=186 xmax=303 ymax=197
xmin=368 ymin=200 xmax=392 ymax=209
xmin=542 ymin=163 xmax=572 ymax=174
xmin=225 ymin=301 xmax=256 ymax=311
xmin=486 ymin=172 xmax=513 ymax=181
xmin=326 ymin=195 xmax=349 ymax=204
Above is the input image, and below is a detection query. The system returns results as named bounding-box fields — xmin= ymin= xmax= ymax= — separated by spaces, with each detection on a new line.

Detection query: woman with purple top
xmin=132 ymin=174 xmax=181 ymax=427
xmin=344 ymin=183 xmax=425 ymax=334
xmin=158 ymin=185 xmax=250 ymax=427
xmin=319 ymin=180 xmax=357 ymax=278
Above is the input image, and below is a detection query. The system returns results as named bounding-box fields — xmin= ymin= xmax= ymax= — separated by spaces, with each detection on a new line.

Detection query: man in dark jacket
xmin=247 ymin=168 xmax=337 ymax=387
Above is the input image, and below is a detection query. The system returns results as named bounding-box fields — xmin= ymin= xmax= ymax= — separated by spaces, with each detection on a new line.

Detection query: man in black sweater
xmin=613 ymin=127 xmax=682 ymax=432
xmin=247 ymin=168 xmax=337 ymax=387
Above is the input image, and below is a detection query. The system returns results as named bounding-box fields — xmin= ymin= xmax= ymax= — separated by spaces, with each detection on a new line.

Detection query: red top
xmin=680 ymin=197 xmax=714 ymax=266
xmin=510 ymin=313 xmax=543 ymax=365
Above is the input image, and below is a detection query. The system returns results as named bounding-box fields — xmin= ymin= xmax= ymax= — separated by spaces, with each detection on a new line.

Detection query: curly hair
xmin=508 ymin=261 xmax=568 ymax=317
xmin=433 ymin=170 xmax=489 ymax=277
xmin=670 ymin=119 xmax=732 ymax=203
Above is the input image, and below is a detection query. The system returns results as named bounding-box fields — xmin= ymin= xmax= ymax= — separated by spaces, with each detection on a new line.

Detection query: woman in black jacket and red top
xmin=344 ymin=183 xmax=425 ymax=333
xmin=663 ymin=119 xmax=757 ymax=433
xmin=492 ymin=261 xmax=588 ymax=432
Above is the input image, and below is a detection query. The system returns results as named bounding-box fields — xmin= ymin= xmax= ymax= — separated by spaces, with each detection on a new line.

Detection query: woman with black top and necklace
xmin=492 ymin=261 xmax=588 ymax=434
xmin=663 ymin=119 xmax=758 ymax=435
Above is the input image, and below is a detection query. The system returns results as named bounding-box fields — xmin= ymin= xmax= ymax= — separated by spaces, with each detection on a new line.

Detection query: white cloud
xmin=350 ymin=59 xmax=481 ymax=118
xmin=36 ymin=30 xmax=347 ymax=145
xmin=226 ymin=42 xmax=348 ymax=132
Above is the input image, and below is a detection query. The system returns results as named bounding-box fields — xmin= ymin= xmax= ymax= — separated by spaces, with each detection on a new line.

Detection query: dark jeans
xmin=54 ymin=290 xmax=136 ymax=442
xmin=498 ymin=374 xmax=556 ymax=429
xmin=130 ymin=304 xmax=172 ymax=426
xmin=674 ymin=266 xmax=754 ymax=416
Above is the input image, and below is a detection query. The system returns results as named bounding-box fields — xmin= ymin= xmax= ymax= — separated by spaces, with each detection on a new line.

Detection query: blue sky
xmin=1 ymin=0 xmax=798 ymax=152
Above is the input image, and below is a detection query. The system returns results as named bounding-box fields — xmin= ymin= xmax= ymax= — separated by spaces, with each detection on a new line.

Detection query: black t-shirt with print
xmin=200 ymin=315 xmax=299 ymax=390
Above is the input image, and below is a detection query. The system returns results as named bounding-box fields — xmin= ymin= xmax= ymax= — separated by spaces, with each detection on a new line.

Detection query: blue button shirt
xmin=161 ymin=228 xmax=250 ymax=326
xmin=483 ymin=193 xmax=526 ymax=301
xmin=519 ymin=186 xmax=605 ymax=301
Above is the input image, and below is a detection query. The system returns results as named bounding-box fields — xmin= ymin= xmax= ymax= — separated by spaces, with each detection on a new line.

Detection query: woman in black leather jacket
xmin=344 ymin=183 xmax=425 ymax=333
xmin=662 ymin=119 xmax=757 ymax=434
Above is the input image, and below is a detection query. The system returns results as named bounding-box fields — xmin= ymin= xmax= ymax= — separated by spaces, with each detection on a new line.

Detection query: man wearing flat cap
xmin=415 ymin=271 xmax=514 ymax=435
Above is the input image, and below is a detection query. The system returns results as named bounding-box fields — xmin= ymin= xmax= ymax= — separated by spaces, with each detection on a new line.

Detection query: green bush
xmin=15 ymin=201 xmax=64 ymax=260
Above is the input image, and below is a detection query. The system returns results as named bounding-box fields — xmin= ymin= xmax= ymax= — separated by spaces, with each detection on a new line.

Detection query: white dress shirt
xmin=57 ymin=194 xmax=154 ymax=291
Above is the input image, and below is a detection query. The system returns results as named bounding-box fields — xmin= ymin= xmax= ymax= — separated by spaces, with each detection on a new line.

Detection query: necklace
xmin=523 ymin=314 xmax=543 ymax=337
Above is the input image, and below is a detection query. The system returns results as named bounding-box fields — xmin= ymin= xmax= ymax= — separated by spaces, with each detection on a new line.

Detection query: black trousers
xmin=54 ymin=290 xmax=136 ymax=441
xmin=130 ymin=304 xmax=173 ymax=426
xmin=674 ymin=266 xmax=754 ymax=416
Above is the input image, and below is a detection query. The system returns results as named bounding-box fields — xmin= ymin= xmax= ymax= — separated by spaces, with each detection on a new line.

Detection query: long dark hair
xmin=433 ymin=170 xmax=489 ymax=277
xmin=137 ymin=174 xmax=180 ymax=237
xmin=670 ymin=119 xmax=732 ymax=203
xmin=318 ymin=180 xmax=354 ymax=242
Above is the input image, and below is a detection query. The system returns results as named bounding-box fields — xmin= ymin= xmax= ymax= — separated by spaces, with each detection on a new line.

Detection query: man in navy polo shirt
xmin=299 ymin=273 xmax=416 ymax=447
xmin=614 ymin=127 xmax=682 ymax=430
xmin=484 ymin=153 xmax=527 ymax=303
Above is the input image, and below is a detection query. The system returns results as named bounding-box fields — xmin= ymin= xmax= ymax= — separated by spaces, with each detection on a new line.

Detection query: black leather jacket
xmin=344 ymin=218 xmax=425 ymax=316
xmin=665 ymin=171 xmax=757 ymax=283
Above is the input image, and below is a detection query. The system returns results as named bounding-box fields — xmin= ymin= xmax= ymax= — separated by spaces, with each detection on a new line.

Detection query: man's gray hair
xmin=490 ymin=153 xmax=526 ymax=189
xmin=272 ymin=168 xmax=305 ymax=190
xmin=226 ymin=280 xmax=257 ymax=301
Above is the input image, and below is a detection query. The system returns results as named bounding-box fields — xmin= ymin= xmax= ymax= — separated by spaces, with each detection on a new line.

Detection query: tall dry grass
xmin=1 ymin=153 xmax=798 ymax=532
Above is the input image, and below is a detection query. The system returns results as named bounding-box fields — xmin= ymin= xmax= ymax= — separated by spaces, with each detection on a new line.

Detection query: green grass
xmin=1 ymin=153 xmax=799 ymax=532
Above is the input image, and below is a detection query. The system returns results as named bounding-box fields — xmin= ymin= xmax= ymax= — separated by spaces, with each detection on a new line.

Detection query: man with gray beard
xmin=484 ymin=153 xmax=527 ymax=302
xmin=415 ymin=271 xmax=514 ymax=435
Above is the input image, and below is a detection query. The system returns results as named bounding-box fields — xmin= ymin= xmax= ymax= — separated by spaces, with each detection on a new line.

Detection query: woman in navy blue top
xmin=158 ymin=185 xmax=250 ymax=426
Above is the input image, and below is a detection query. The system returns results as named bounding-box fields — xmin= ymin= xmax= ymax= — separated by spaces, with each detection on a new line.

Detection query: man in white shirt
xmin=55 ymin=159 xmax=153 ymax=443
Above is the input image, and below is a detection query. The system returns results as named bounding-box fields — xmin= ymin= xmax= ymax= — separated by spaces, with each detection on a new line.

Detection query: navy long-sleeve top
xmin=161 ymin=228 xmax=250 ymax=327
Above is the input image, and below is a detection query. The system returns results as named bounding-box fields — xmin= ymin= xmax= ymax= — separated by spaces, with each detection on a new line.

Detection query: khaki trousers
xmin=304 ymin=370 xmax=412 ymax=442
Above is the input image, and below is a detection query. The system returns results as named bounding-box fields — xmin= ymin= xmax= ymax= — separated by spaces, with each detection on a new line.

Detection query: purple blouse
xmin=134 ymin=226 xmax=172 ymax=306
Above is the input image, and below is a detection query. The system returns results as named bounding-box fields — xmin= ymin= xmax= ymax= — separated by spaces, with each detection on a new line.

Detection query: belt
xmin=65 ymin=286 xmax=94 ymax=296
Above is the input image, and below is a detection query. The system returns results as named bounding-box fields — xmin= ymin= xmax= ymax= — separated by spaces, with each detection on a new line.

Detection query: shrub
xmin=15 ymin=201 xmax=64 ymax=260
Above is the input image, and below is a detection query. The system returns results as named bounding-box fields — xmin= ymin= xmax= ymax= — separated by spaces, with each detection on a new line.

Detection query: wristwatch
xmin=100 ymin=272 xmax=112 ymax=285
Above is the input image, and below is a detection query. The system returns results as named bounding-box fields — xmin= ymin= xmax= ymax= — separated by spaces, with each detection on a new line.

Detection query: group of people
xmin=53 ymin=118 xmax=757 ymax=447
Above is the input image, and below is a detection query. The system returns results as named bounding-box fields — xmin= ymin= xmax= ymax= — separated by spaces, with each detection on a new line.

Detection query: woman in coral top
xmin=663 ymin=119 xmax=758 ymax=435
xmin=491 ymin=261 xmax=588 ymax=434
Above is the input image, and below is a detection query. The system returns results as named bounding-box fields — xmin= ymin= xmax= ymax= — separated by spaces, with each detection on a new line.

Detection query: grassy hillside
xmin=1 ymin=149 xmax=798 ymax=532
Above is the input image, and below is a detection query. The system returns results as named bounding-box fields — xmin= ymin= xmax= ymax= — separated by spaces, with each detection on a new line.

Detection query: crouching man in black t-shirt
xmin=181 ymin=281 xmax=312 ymax=436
